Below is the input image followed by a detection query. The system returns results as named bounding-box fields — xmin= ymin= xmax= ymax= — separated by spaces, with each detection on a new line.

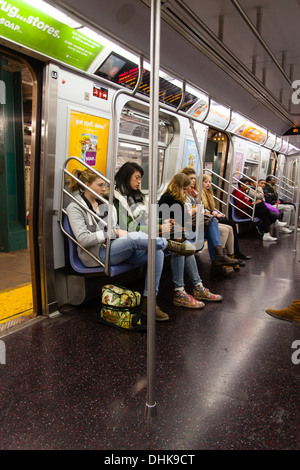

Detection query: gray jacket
xmin=66 ymin=193 xmax=118 ymax=267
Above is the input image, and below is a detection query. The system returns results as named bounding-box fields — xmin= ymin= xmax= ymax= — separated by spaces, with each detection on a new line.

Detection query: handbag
xmin=96 ymin=284 xmax=146 ymax=332
xmin=265 ymin=202 xmax=280 ymax=215
xmin=204 ymin=213 xmax=214 ymax=230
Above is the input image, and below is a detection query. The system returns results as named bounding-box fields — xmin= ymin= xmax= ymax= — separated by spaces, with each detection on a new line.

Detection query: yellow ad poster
xmin=68 ymin=110 xmax=110 ymax=175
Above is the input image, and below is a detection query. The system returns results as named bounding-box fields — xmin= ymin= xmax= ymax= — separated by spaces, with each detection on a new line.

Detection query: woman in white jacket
xmin=66 ymin=168 xmax=193 ymax=321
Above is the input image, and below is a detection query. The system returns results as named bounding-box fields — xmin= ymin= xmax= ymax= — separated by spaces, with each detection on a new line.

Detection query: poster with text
xmin=68 ymin=110 xmax=110 ymax=175
xmin=0 ymin=0 xmax=103 ymax=71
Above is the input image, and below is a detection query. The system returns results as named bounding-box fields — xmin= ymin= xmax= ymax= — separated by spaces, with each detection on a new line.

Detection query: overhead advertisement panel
xmin=0 ymin=0 xmax=103 ymax=71
xmin=203 ymin=101 xmax=230 ymax=130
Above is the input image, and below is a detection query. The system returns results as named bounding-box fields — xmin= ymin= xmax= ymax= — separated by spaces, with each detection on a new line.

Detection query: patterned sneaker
xmin=173 ymin=290 xmax=204 ymax=308
xmin=193 ymin=285 xmax=223 ymax=302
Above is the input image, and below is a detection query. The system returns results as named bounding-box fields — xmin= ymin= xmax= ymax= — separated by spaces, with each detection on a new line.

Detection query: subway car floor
xmin=0 ymin=225 xmax=299 ymax=451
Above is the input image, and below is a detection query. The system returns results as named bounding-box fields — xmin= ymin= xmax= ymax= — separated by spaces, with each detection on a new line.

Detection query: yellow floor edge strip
xmin=0 ymin=283 xmax=35 ymax=324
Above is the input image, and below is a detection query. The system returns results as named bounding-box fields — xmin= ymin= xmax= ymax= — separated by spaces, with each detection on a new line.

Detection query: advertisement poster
xmin=0 ymin=0 xmax=103 ymax=71
xmin=183 ymin=138 xmax=201 ymax=173
xmin=247 ymin=144 xmax=260 ymax=162
xmin=233 ymin=151 xmax=244 ymax=181
xmin=192 ymin=101 xmax=208 ymax=120
xmin=204 ymin=102 xmax=230 ymax=129
xmin=234 ymin=123 xmax=267 ymax=144
xmin=68 ymin=110 xmax=110 ymax=175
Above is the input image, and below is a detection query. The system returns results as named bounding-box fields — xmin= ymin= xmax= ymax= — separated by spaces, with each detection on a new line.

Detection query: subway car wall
xmin=0 ymin=54 xmax=296 ymax=312
xmin=0 ymin=0 xmax=299 ymax=317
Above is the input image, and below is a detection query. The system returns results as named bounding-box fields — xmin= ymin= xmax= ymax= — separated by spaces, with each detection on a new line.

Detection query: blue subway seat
xmin=62 ymin=215 xmax=142 ymax=276
xmin=230 ymin=196 xmax=260 ymax=224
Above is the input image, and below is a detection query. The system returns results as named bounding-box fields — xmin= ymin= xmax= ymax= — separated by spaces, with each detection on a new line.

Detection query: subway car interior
xmin=0 ymin=0 xmax=300 ymax=451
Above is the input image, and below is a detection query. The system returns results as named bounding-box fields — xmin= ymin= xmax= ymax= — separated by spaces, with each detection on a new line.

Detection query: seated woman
xmin=201 ymin=173 xmax=242 ymax=266
xmin=112 ymin=162 xmax=196 ymax=320
xmin=158 ymin=172 xmax=223 ymax=308
xmin=255 ymin=179 xmax=290 ymax=233
xmin=232 ymin=177 xmax=277 ymax=241
xmin=180 ymin=167 xmax=241 ymax=268
xmin=262 ymin=176 xmax=298 ymax=232
xmin=66 ymin=168 xmax=187 ymax=322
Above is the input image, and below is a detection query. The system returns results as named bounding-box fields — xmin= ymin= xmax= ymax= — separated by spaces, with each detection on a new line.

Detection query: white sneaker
xmin=263 ymin=233 xmax=277 ymax=241
xmin=280 ymin=226 xmax=293 ymax=233
xmin=289 ymin=226 xmax=300 ymax=232
xmin=275 ymin=220 xmax=287 ymax=227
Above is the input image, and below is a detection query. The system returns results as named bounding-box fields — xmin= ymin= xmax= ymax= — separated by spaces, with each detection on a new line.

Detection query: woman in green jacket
xmin=112 ymin=161 xmax=196 ymax=320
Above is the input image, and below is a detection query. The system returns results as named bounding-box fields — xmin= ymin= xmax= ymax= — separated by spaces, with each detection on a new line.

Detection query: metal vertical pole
xmin=227 ymin=135 xmax=235 ymax=218
xmin=293 ymin=158 xmax=300 ymax=252
xmin=145 ymin=0 xmax=160 ymax=418
xmin=276 ymin=154 xmax=282 ymax=209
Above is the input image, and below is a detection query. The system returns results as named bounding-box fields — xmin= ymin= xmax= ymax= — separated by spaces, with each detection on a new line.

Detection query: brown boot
xmin=265 ymin=300 xmax=300 ymax=323
xmin=229 ymin=254 xmax=240 ymax=270
xmin=213 ymin=246 xmax=239 ymax=267
xmin=142 ymin=297 xmax=169 ymax=322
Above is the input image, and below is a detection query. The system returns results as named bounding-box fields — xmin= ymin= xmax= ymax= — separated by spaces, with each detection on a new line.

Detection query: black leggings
xmin=254 ymin=202 xmax=276 ymax=233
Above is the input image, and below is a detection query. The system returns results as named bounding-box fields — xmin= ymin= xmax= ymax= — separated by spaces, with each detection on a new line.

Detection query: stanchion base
xmin=144 ymin=402 xmax=157 ymax=418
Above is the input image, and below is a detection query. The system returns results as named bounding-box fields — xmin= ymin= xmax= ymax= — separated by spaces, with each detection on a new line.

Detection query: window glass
xmin=117 ymin=142 xmax=165 ymax=189
xmin=119 ymin=109 xmax=173 ymax=145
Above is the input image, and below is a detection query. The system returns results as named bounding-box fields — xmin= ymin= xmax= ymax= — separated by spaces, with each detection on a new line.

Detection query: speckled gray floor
xmin=1 ymin=226 xmax=299 ymax=450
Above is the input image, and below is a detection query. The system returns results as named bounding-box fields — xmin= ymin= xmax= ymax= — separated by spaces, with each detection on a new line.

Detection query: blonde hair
xmin=165 ymin=173 xmax=191 ymax=204
xmin=201 ymin=174 xmax=215 ymax=212
xmin=69 ymin=168 xmax=103 ymax=193
xmin=180 ymin=166 xmax=199 ymax=191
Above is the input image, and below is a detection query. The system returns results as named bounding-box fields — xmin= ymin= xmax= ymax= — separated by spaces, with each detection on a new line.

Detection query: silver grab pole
xmin=276 ymin=154 xmax=282 ymax=210
xmin=145 ymin=0 xmax=161 ymax=418
xmin=293 ymin=158 xmax=300 ymax=252
xmin=227 ymin=135 xmax=235 ymax=218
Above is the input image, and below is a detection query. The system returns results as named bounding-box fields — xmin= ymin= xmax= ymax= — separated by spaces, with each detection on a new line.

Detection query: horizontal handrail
xmin=61 ymin=208 xmax=105 ymax=267
xmin=59 ymin=156 xmax=112 ymax=271
xmin=230 ymin=192 xmax=257 ymax=219
xmin=204 ymin=167 xmax=257 ymax=220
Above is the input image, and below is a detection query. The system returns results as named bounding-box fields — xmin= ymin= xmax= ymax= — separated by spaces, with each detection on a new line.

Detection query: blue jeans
xmin=171 ymin=254 xmax=202 ymax=288
xmin=205 ymin=217 xmax=221 ymax=261
xmin=99 ymin=231 xmax=167 ymax=296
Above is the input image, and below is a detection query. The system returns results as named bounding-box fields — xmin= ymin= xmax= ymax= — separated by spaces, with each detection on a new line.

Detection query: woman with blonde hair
xmin=182 ymin=167 xmax=249 ymax=263
xmin=158 ymin=172 xmax=223 ymax=308
xmin=202 ymin=173 xmax=239 ymax=264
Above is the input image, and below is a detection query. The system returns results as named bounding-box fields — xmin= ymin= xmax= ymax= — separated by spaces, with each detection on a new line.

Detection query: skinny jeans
xmin=99 ymin=231 xmax=167 ymax=296
xmin=171 ymin=254 xmax=202 ymax=288
xmin=205 ymin=217 xmax=222 ymax=261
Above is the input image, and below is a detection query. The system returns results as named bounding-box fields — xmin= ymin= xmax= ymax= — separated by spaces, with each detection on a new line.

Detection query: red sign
xmin=93 ymin=85 xmax=108 ymax=100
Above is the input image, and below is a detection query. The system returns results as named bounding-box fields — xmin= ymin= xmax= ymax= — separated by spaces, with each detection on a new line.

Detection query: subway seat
xmin=62 ymin=215 xmax=143 ymax=276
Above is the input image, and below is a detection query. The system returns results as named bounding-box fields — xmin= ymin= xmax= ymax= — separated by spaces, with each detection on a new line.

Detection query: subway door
xmin=0 ymin=51 xmax=43 ymax=332
xmin=204 ymin=129 xmax=229 ymax=211
xmin=0 ymin=57 xmax=27 ymax=252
